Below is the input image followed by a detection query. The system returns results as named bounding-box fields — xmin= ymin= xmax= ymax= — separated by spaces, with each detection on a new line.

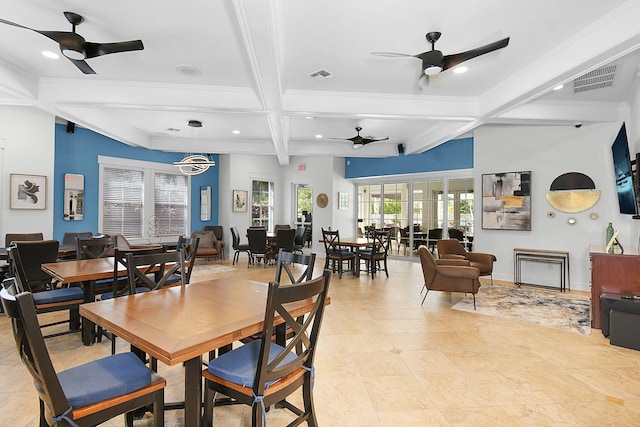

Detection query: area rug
xmin=451 ymin=284 xmax=591 ymax=335
xmin=190 ymin=262 xmax=237 ymax=282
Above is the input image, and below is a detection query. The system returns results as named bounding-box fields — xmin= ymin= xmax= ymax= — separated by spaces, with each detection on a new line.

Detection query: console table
xmin=513 ymin=248 xmax=570 ymax=292
xmin=590 ymin=245 xmax=640 ymax=329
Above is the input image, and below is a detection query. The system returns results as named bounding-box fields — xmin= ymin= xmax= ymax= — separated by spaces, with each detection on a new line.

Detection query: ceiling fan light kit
xmin=372 ymin=30 xmax=509 ymax=85
xmin=0 ymin=11 xmax=144 ymax=74
xmin=330 ymin=126 xmax=389 ymax=148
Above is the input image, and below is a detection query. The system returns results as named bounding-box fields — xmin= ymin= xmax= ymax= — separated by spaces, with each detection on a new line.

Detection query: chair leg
xmin=421 ymin=288 xmax=430 ymax=305
xmin=302 ymin=372 xmax=318 ymax=427
xmin=383 ymin=257 xmax=389 ymax=278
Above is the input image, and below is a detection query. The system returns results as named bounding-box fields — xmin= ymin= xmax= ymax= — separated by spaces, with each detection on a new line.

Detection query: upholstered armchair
xmin=437 ymin=239 xmax=496 ymax=284
xmin=419 ymin=245 xmax=481 ymax=308
xmin=204 ymin=226 xmax=225 ymax=259
xmin=191 ymin=230 xmax=224 ymax=263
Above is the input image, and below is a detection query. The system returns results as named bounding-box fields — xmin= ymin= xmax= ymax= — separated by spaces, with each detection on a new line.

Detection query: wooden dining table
xmin=320 ymin=237 xmax=370 ymax=277
xmin=41 ymin=256 xmax=180 ymax=345
xmin=80 ymin=277 xmax=325 ymax=427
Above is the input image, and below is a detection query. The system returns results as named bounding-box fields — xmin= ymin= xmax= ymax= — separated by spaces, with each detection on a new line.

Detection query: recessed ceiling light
xmin=175 ymin=64 xmax=202 ymax=76
xmin=305 ymin=116 xmax=314 ymax=120
xmin=315 ymin=134 xmax=323 ymax=139
xmin=42 ymin=51 xmax=59 ymax=59
xmin=553 ymin=84 xmax=564 ymax=91
xmin=188 ymin=120 xmax=203 ymax=128
xmin=453 ymin=66 xmax=468 ymax=74
xmin=232 ymin=130 xmax=240 ymax=134
xmin=167 ymin=128 xmax=180 ymax=132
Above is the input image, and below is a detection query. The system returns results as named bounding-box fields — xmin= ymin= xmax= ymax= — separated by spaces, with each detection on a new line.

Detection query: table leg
xmin=82 ymin=279 xmax=96 ymax=345
xmin=184 ymin=356 xmax=203 ymax=427
xmin=354 ymin=248 xmax=360 ymax=277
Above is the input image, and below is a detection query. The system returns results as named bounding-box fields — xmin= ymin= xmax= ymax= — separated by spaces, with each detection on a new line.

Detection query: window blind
xmin=102 ymin=167 xmax=143 ymax=237
xmin=154 ymin=172 xmax=187 ymax=236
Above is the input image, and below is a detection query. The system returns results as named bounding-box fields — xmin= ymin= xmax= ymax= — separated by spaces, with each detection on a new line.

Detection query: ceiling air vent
xmin=309 ymin=69 xmax=334 ymax=81
xmin=573 ymin=64 xmax=618 ymax=94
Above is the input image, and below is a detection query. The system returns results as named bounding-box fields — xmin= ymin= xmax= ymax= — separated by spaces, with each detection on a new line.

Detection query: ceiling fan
xmin=372 ymin=31 xmax=509 ymax=86
xmin=0 ymin=11 xmax=144 ymax=74
xmin=331 ymin=127 xmax=389 ymax=148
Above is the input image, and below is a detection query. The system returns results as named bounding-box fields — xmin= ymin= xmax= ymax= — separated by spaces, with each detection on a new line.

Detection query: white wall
xmin=474 ymin=122 xmax=634 ymax=291
xmin=0 ymin=106 xmax=55 ymax=240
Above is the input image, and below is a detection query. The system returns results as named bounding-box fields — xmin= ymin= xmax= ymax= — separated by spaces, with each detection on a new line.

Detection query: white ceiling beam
xmin=232 ymin=0 xmax=289 ymax=165
xmin=479 ymin=1 xmax=640 ymax=121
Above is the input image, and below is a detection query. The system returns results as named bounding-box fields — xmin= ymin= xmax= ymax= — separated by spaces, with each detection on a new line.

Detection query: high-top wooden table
xmin=80 ymin=277 xmax=325 ymax=427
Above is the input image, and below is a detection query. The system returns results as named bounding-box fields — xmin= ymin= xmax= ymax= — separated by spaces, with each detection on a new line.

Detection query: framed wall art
xmin=233 ymin=190 xmax=248 ymax=212
xmin=338 ymin=192 xmax=349 ymax=210
xmin=482 ymin=171 xmax=531 ymax=231
xmin=10 ymin=173 xmax=47 ymax=210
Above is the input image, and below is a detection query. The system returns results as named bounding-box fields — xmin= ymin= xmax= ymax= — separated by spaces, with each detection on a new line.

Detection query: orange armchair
xmin=191 ymin=230 xmax=224 ymax=263
xmin=437 ymin=239 xmax=496 ymax=284
xmin=419 ymin=246 xmax=481 ymax=308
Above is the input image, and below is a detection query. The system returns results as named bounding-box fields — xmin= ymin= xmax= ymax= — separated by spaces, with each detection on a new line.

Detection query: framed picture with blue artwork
xmin=10 ymin=173 xmax=47 ymax=210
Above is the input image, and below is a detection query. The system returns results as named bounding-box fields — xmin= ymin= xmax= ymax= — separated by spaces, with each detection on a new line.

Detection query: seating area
xmin=5 ymin=255 xmax=640 ymax=425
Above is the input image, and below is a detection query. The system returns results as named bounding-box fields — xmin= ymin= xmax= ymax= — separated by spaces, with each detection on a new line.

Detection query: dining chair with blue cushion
xmin=0 ymin=285 xmax=165 ymax=427
xmin=8 ymin=242 xmax=85 ymax=339
xmin=202 ymin=269 xmax=331 ymax=427
xmin=321 ymin=228 xmax=354 ymax=279
xmin=359 ymin=230 xmax=391 ymax=279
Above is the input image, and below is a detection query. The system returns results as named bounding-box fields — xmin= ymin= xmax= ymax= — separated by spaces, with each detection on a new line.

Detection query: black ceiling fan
xmin=372 ymin=31 xmax=509 ymax=86
xmin=331 ymin=127 xmax=389 ymax=148
xmin=0 ymin=11 xmax=144 ymax=74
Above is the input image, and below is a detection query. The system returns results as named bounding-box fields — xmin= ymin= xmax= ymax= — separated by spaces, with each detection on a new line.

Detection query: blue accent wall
xmin=345 ymin=137 xmax=473 ymax=178
xmin=54 ymin=124 xmax=219 ymax=241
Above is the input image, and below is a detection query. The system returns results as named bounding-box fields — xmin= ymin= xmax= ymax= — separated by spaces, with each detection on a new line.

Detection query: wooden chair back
xmin=9 ymin=240 xmax=59 ymax=292
xmin=112 ymin=246 xmax=165 ymax=297
xmin=1 ymin=287 xmax=75 ymax=423
xmin=254 ymin=269 xmax=331 ymax=399
xmin=5 ymin=232 xmax=43 ymax=247
xmin=75 ymin=235 xmax=116 ymax=259
xmin=275 ymin=249 xmax=316 ymax=285
xmin=126 ymin=249 xmax=187 ymax=291
xmin=0 ymin=286 xmax=166 ymax=426
xmin=175 ymin=236 xmax=199 ymax=283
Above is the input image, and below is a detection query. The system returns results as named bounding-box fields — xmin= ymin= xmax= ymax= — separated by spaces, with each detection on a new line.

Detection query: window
xmin=154 ymin=173 xmax=188 ymax=236
xmin=99 ymin=156 xmax=190 ymax=239
xmin=251 ymin=180 xmax=274 ymax=230
xmin=102 ymin=168 xmax=143 ymax=237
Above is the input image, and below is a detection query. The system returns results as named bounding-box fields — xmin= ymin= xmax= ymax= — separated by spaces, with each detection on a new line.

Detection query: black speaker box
xmin=397 ymin=143 xmax=405 ymax=154
xmin=66 ymin=121 xmax=76 ymax=133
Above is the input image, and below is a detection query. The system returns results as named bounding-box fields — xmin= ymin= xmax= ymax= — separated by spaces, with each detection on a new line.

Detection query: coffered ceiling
xmin=1 ymin=1 xmax=640 ymax=165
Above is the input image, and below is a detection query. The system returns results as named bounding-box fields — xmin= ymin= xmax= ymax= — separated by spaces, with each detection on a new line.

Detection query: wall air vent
xmin=309 ymin=69 xmax=334 ymax=81
xmin=573 ymin=64 xmax=618 ymax=94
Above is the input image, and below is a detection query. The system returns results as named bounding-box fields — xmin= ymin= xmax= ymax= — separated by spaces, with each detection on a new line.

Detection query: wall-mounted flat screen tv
xmin=611 ymin=122 xmax=638 ymax=215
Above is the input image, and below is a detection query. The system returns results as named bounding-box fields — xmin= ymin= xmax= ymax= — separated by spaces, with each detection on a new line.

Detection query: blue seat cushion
xmin=328 ymin=249 xmax=352 ymax=257
xmin=99 ymin=287 xmax=150 ymax=300
xmin=31 ymin=287 xmax=84 ymax=305
xmin=208 ymin=340 xmax=297 ymax=388
xmin=57 ymin=352 xmax=152 ymax=408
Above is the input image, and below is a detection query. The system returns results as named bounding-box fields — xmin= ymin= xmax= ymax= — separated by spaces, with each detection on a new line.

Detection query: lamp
xmin=423 ymin=65 xmax=442 ymax=75
xmin=173 ymin=119 xmax=216 ymax=175
xmin=174 ymin=154 xmax=216 ymax=175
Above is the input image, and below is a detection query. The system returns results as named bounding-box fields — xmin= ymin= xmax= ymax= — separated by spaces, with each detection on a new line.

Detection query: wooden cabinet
xmin=590 ymin=245 xmax=640 ymax=329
